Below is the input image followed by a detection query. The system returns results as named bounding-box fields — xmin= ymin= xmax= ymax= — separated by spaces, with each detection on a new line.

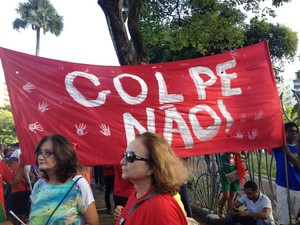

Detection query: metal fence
xmin=187 ymin=151 xmax=277 ymax=213
xmin=185 ymin=89 xmax=300 ymax=224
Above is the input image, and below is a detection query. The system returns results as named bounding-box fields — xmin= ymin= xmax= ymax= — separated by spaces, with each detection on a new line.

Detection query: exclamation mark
xmin=218 ymin=99 xmax=234 ymax=133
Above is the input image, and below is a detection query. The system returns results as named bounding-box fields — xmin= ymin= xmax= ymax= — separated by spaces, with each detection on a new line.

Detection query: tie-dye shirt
xmin=29 ymin=175 xmax=94 ymax=225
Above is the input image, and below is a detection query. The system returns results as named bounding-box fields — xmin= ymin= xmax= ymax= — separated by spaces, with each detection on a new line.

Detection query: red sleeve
xmin=1 ymin=162 xmax=13 ymax=184
xmin=11 ymin=163 xmax=19 ymax=174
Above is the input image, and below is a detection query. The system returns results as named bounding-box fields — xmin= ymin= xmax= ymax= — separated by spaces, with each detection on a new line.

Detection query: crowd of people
xmin=0 ymin=124 xmax=299 ymax=225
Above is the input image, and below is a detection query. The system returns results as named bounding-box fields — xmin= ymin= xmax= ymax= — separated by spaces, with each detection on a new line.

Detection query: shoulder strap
xmin=120 ymin=192 xmax=157 ymax=225
xmin=45 ymin=176 xmax=82 ymax=225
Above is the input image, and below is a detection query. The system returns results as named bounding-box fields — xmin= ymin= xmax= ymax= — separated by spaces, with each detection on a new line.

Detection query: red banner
xmin=0 ymin=41 xmax=285 ymax=165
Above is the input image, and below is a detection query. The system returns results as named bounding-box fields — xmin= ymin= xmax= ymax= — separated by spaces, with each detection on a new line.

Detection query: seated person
xmin=225 ymin=180 xmax=274 ymax=225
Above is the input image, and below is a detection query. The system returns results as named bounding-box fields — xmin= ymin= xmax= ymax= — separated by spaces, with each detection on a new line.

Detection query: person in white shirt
xmin=225 ymin=180 xmax=274 ymax=225
xmin=10 ymin=142 xmax=21 ymax=159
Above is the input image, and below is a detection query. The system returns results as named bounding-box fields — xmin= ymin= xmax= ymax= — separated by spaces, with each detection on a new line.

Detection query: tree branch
xmin=127 ymin=0 xmax=148 ymax=64
xmin=98 ymin=0 xmax=135 ymax=65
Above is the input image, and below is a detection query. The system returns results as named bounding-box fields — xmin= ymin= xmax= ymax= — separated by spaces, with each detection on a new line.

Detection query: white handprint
xmin=248 ymin=128 xmax=260 ymax=140
xmin=230 ymin=50 xmax=239 ymax=59
xmin=234 ymin=130 xmax=244 ymax=140
xmin=28 ymin=122 xmax=43 ymax=133
xmin=38 ymin=102 xmax=49 ymax=112
xmin=23 ymin=82 xmax=36 ymax=93
xmin=99 ymin=124 xmax=111 ymax=136
xmin=75 ymin=123 xmax=88 ymax=136
xmin=240 ymin=113 xmax=247 ymax=123
xmin=254 ymin=111 xmax=264 ymax=121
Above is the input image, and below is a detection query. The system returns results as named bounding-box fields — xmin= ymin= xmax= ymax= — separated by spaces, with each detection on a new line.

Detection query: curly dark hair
xmin=34 ymin=134 xmax=77 ymax=182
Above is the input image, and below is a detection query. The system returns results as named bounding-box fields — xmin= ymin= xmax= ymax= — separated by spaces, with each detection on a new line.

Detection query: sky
xmin=0 ymin=0 xmax=300 ymax=85
xmin=0 ymin=0 xmax=119 ymax=85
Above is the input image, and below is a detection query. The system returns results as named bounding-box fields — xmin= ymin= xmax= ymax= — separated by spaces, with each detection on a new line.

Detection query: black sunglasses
xmin=123 ymin=151 xmax=148 ymax=163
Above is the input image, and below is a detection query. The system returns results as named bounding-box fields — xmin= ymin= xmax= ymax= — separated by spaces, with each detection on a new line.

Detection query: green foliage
xmin=140 ymin=0 xmax=298 ymax=71
xmin=272 ymin=0 xmax=293 ymax=7
xmin=249 ymin=152 xmax=276 ymax=178
xmin=282 ymin=105 xmax=300 ymax=126
xmin=0 ymin=108 xmax=17 ymax=146
xmin=13 ymin=0 xmax=63 ymax=55
xmin=142 ymin=0 xmax=247 ymax=63
xmin=296 ymin=70 xmax=300 ymax=80
xmin=1 ymin=105 xmax=12 ymax=112
xmin=100 ymin=0 xmax=296 ymax=66
xmin=13 ymin=0 xmax=63 ymax=35
xmin=244 ymin=18 xmax=298 ymax=75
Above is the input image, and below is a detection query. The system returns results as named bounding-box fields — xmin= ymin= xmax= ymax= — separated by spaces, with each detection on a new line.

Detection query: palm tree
xmin=13 ymin=0 xmax=63 ymax=56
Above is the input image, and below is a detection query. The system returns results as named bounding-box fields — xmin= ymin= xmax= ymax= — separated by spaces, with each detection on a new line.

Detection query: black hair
xmin=9 ymin=157 xmax=19 ymax=163
xmin=244 ymin=180 xmax=258 ymax=191
xmin=284 ymin=122 xmax=299 ymax=132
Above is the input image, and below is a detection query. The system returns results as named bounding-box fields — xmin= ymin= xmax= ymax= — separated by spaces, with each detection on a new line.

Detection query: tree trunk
xmin=127 ymin=0 xmax=148 ymax=64
xmin=98 ymin=0 xmax=135 ymax=65
xmin=35 ymin=27 xmax=40 ymax=56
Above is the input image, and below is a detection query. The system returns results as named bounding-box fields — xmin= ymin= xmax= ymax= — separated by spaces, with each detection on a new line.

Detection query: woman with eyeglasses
xmin=115 ymin=132 xmax=191 ymax=225
xmin=28 ymin=134 xmax=99 ymax=225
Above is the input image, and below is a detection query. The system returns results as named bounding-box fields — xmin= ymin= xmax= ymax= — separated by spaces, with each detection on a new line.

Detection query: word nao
xmin=65 ymin=59 xmax=242 ymax=147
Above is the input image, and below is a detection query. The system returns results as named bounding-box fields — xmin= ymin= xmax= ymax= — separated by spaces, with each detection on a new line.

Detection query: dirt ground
xmin=92 ymin=184 xmax=115 ymax=225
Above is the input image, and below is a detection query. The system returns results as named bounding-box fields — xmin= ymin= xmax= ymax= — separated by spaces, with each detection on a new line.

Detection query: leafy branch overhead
xmin=0 ymin=107 xmax=18 ymax=146
xmin=98 ymin=0 xmax=298 ymax=80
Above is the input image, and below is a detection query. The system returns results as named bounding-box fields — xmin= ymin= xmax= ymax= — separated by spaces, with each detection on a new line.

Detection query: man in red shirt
xmin=0 ymin=159 xmax=25 ymax=222
xmin=8 ymin=157 xmax=31 ymax=224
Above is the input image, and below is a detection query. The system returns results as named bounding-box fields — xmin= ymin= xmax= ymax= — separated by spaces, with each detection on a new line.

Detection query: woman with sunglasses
xmin=115 ymin=132 xmax=191 ymax=225
xmin=28 ymin=134 xmax=99 ymax=225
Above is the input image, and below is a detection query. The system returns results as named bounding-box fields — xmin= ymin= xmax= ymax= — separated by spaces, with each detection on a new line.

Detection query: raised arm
xmin=11 ymin=163 xmax=25 ymax=186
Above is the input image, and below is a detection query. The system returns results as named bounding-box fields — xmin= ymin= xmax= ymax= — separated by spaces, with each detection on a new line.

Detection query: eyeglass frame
xmin=123 ymin=151 xmax=148 ymax=163
xmin=35 ymin=149 xmax=54 ymax=158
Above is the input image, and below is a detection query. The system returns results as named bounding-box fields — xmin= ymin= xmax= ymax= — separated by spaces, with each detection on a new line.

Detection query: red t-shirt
xmin=115 ymin=190 xmax=188 ymax=225
xmin=103 ymin=165 xmax=115 ymax=177
xmin=0 ymin=161 xmax=14 ymax=214
xmin=11 ymin=163 xmax=30 ymax=193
